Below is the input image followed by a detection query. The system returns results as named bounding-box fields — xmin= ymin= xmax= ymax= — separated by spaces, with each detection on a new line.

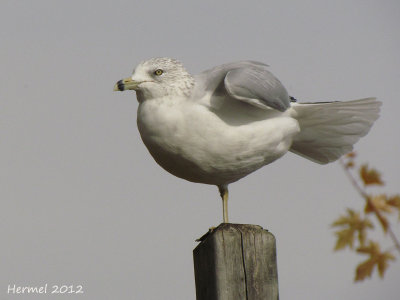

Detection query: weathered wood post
xmin=193 ymin=223 xmax=278 ymax=300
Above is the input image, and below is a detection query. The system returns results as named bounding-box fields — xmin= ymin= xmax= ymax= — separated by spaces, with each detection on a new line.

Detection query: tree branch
xmin=339 ymin=158 xmax=400 ymax=254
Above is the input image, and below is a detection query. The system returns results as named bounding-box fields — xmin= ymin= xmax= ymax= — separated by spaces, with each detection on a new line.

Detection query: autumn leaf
xmin=387 ymin=195 xmax=400 ymax=220
xmin=332 ymin=209 xmax=373 ymax=250
xmin=360 ymin=164 xmax=384 ymax=186
xmin=364 ymin=195 xmax=391 ymax=232
xmin=387 ymin=195 xmax=400 ymax=208
xmin=333 ymin=227 xmax=356 ymax=250
xmin=355 ymin=256 xmax=375 ymax=281
xmin=346 ymin=152 xmax=357 ymax=158
xmin=342 ymin=152 xmax=356 ymax=169
xmin=355 ymin=241 xmax=395 ymax=281
xmin=365 ymin=195 xmax=392 ymax=214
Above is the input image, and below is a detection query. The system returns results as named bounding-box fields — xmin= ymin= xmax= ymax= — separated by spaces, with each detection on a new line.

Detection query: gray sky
xmin=1 ymin=0 xmax=399 ymax=299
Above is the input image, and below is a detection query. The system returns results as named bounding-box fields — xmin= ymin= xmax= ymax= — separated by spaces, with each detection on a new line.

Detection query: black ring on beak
xmin=117 ymin=80 xmax=125 ymax=91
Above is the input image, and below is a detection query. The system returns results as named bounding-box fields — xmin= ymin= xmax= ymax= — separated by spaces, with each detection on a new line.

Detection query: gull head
xmin=114 ymin=57 xmax=195 ymax=101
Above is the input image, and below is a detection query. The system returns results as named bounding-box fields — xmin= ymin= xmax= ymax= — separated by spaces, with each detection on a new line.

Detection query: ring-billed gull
xmin=114 ymin=57 xmax=381 ymax=223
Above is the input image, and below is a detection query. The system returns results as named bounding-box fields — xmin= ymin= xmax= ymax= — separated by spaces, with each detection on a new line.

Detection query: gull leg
xmin=218 ymin=185 xmax=229 ymax=223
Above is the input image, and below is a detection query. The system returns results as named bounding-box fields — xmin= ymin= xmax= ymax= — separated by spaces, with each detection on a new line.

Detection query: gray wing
xmin=194 ymin=61 xmax=291 ymax=112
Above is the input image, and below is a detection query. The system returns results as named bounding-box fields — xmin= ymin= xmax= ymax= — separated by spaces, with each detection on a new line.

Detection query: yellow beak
xmin=113 ymin=77 xmax=141 ymax=91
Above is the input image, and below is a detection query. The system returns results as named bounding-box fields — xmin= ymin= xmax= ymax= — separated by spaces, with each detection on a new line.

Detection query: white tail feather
xmin=290 ymin=98 xmax=381 ymax=164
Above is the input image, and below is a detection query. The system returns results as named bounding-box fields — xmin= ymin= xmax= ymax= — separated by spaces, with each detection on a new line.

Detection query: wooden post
xmin=193 ymin=223 xmax=278 ymax=300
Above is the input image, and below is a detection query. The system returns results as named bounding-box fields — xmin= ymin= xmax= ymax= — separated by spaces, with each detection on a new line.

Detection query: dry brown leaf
xmin=355 ymin=241 xmax=395 ymax=281
xmin=332 ymin=209 xmax=373 ymax=250
xmin=334 ymin=228 xmax=356 ymax=250
xmin=346 ymin=152 xmax=357 ymax=158
xmin=387 ymin=195 xmax=400 ymax=220
xmin=377 ymin=252 xmax=396 ymax=277
xmin=360 ymin=164 xmax=384 ymax=186
xmin=365 ymin=195 xmax=392 ymax=214
xmin=355 ymin=255 xmax=376 ymax=281
xmin=387 ymin=195 xmax=400 ymax=208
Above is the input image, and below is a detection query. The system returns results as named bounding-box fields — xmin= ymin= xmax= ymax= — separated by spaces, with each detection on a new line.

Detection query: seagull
xmin=114 ymin=57 xmax=381 ymax=223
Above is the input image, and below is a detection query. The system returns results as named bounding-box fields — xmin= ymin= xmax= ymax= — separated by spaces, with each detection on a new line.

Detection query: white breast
xmin=137 ymin=97 xmax=300 ymax=185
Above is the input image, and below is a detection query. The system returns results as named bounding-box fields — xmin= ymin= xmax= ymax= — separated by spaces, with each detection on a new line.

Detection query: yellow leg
xmin=218 ymin=185 xmax=229 ymax=223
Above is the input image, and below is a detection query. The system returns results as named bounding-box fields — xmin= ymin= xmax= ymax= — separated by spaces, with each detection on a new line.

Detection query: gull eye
xmin=154 ymin=69 xmax=163 ymax=76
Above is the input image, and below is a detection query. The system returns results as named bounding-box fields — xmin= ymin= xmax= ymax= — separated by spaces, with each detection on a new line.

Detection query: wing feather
xmin=224 ymin=67 xmax=290 ymax=111
xmin=193 ymin=61 xmax=291 ymax=112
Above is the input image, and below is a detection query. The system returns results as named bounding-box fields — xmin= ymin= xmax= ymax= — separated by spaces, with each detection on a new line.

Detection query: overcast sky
xmin=1 ymin=1 xmax=399 ymax=299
